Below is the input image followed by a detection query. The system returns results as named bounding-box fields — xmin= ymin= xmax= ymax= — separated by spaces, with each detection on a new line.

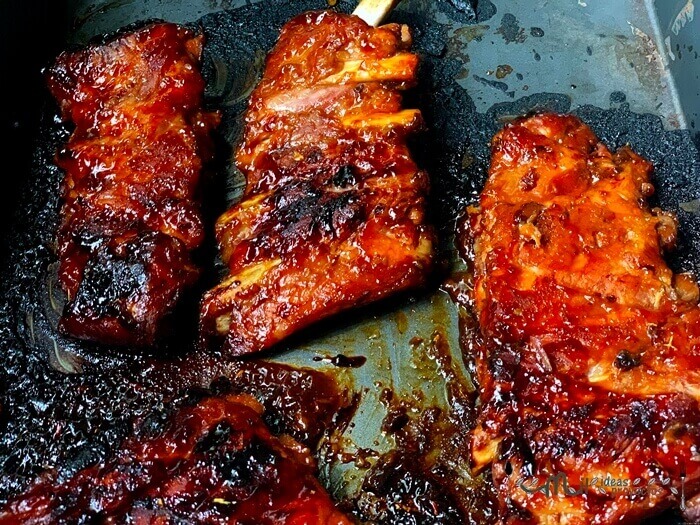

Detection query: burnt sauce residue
xmin=207 ymin=361 xmax=354 ymax=446
xmin=348 ymin=331 xmax=497 ymax=525
xmin=313 ymin=354 xmax=367 ymax=368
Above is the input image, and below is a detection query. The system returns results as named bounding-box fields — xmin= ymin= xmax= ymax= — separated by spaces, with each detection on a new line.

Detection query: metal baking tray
xmin=0 ymin=0 xmax=698 ymax=522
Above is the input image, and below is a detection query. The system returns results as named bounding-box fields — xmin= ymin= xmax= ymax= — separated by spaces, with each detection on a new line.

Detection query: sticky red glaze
xmin=200 ymin=11 xmax=434 ymax=356
xmin=0 ymin=394 xmax=351 ymax=524
xmin=46 ymin=23 xmax=219 ymax=346
xmin=459 ymin=114 xmax=700 ymax=523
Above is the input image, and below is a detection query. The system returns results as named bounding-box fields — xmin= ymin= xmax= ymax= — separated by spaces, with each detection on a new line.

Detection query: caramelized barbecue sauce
xmin=0 ymin=352 xmax=356 ymax=521
xmin=455 ymin=114 xmax=700 ymax=523
xmin=201 ymin=11 xmax=434 ymax=356
xmin=0 ymin=392 xmax=352 ymax=524
xmin=46 ymin=23 xmax=219 ymax=346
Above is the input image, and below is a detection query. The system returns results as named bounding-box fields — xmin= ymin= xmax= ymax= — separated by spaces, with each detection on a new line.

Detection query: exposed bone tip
xmin=352 ymin=0 xmax=403 ymax=26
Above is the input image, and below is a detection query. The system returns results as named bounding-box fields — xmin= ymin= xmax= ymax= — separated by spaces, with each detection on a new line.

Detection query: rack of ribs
xmin=46 ymin=23 xmax=219 ymax=346
xmin=200 ymin=11 xmax=434 ymax=356
xmin=458 ymin=114 xmax=700 ymax=523
xmin=0 ymin=394 xmax=351 ymax=524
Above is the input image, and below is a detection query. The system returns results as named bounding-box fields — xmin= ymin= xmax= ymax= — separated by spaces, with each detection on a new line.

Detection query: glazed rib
xmin=200 ymin=11 xmax=433 ymax=356
xmin=0 ymin=394 xmax=351 ymax=524
xmin=46 ymin=23 xmax=219 ymax=346
xmin=459 ymin=114 xmax=700 ymax=523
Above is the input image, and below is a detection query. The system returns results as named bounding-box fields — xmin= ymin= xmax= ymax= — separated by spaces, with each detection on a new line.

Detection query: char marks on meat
xmin=200 ymin=11 xmax=434 ymax=356
xmin=459 ymin=114 xmax=700 ymax=523
xmin=0 ymin=394 xmax=351 ymax=524
xmin=46 ymin=23 xmax=219 ymax=346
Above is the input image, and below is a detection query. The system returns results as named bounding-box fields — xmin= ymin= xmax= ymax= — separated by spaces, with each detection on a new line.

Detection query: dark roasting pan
xmin=1 ymin=0 xmax=699 ymax=522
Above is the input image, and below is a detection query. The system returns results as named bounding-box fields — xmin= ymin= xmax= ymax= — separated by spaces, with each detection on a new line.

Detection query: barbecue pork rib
xmin=46 ymin=23 xmax=219 ymax=346
xmin=200 ymin=11 xmax=434 ymax=356
xmin=0 ymin=394 xmax=351 ymax=524
xmin=458 ymin=114 xmax=700 ymax=523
